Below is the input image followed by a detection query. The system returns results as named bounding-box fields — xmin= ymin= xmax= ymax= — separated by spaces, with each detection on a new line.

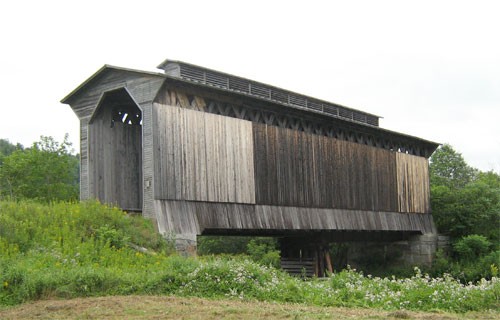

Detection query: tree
xmin=429 ymin=144 xmax=477 ymax=188
xmin=431 ymin=179 xmax=500 ymax=240
xmin=0 ymin=139 xmax=23 ymax=165
xmin=430 ymin=144 xmax=500 ymax=242
xmin=0 ymin=135 xmax=79 ymax=202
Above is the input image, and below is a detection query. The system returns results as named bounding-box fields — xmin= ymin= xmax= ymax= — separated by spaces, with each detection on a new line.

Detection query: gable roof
xmin=60 ymin=65 xmax=165 ymax=105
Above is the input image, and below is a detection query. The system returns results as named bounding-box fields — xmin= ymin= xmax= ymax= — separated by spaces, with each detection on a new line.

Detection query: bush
xmin=246 ymin=239 xmax=280 ymax=268
xmin=197 ymin=236 xmax=250 ymax=254
xmin=0 ymin=136 xmax=79 ymax=202
xmin=427 ymin=247 xmax=499 ymax=283
xmin=198 ymin=236 xmax=280 ymax=268
xmin=453 ymin=235 xmax=491 ymax=261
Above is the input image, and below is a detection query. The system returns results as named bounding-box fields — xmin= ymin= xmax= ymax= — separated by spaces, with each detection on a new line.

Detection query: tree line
xmin=427 ymin=144 xmax=499 ymax=280
xmin=0 ymin=135 xmax=79 ymax=202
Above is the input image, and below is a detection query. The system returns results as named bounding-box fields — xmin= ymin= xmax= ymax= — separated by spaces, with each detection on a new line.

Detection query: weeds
xmin=0 ymin=200 xmax=498 ymax=313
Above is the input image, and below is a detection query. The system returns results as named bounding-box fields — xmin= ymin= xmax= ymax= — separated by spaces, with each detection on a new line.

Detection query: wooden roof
xmin=60 ymin=65 xmax=165 ymax=105
xmin=158 ymin=59 xmax=381 ymax=127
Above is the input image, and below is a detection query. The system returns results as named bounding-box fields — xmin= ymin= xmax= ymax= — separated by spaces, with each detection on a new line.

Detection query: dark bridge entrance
xmin=88 ymin=88 xmax=143 ymax=211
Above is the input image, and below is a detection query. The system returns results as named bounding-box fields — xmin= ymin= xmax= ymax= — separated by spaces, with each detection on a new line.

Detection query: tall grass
xmin=1 ymin=201 xmax=498 ymax=312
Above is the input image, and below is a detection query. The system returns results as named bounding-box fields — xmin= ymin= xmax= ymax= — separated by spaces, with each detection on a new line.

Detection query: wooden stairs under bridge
xmin=280 ymin=237 xmax=333 ymax=277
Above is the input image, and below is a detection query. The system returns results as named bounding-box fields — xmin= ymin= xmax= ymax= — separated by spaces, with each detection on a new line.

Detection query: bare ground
xmin=0 ymin=296 xmax=497 ymax=320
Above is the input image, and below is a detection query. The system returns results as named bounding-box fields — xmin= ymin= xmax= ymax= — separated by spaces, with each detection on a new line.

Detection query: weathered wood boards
xmin=253 ymin=124 xmax=401 ymax=212
xmin=253 ymin=123 xmax=430 ymax=213
xmin=280 ymin=259 xmax=315 ymax=277
xmin=88 ymin=97 xmax=142 ymax=210
xmin=154 ymin=200 xmax=436 ymax=236
xmin=153 ymin=87 xmax=432 ymax=218
xmin=396 ymin=153 xmax=430 ymax=213
xmin=153 ymin=104 xmax=255 ymax=204
xmin=62 ymin=68 xmax=165 ymax=120
xmin=61 ymin=67 xmax=165 ymax=204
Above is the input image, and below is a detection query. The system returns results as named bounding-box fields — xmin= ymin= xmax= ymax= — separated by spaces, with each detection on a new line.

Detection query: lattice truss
xmin=162 ymin=89 xmax=432 ymax=158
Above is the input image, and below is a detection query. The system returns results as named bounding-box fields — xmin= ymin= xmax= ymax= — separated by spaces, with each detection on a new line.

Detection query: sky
xmin=1 ymin=0 xmax=499 ymax=172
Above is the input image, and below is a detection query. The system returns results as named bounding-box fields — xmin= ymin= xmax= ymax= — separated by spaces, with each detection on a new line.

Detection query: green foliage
xmin=0 ymin=200 xmax=169 ymax=257
xmin=427 ymin=235 xmax=498 ymax=283
xmin=246 ymin=239 xmax=281 ymax=268
xmin=169 ymin=260 xmax=500 ymax=312
xmin=453 ymin=235 xmax=491 ymax=261
xmin=430 ymin=144 xmax=477 ymax=188
xmin=198 ymin=236 xmax=280 ymax=268
xmin=0 ymin=135 xmax=79 ymax=202
xmin=428 ymin=249 xmax=500 ymax=283
xmin=0 ymin=139 xmax=23 ymax=165
xmin=0 ymin=200 xmax=169 ymax=304
xmin=431 ymin=180 xmax=500 ymax=240
xmin=429 ymin=144 xmax=499 ymax=283
xmin=0 ymin=201 xmax=498 ymax=312
xmin=95 ymin=225 xmax=131 ymax=249
xmin=198 ymin=236 xmax=250 ymax=255
xmin=430 ymin=144 xmax=500 ymax=242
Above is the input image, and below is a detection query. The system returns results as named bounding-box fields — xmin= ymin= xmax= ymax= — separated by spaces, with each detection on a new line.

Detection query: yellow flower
xmin=3 ymin=281 xmax=8 ymax=288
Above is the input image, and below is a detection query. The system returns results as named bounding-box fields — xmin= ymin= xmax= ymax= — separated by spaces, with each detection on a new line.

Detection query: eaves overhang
xmin=60 ymin=65 xmax=165 ymax=105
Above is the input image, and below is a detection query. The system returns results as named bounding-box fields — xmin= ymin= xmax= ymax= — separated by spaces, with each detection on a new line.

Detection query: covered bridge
xmin=62 ymin=59 xmax=439 ymax=275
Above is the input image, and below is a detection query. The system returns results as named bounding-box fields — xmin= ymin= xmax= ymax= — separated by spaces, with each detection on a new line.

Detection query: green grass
xmin=1 ymin=200 xmax=499 ymax=313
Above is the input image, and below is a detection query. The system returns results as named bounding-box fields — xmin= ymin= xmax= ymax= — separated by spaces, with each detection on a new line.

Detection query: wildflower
xmin=3 ymin=281 xmax=8 ymax=288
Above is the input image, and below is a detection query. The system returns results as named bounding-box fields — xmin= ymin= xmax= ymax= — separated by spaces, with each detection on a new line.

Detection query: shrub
xmin=198 ymin=236 xmax=280 ymax=268
xmin=197 ymin=236 xmax=250 ymax=255
xmin=453 ymin=234 xmax=491 ymax=261
xmin=246 ymin=238 xmax=280 ymax=268
xmin=0 ymin=135 xmax=79 ymax=202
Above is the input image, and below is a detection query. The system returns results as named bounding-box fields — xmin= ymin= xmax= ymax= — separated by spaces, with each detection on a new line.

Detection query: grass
xmin=0 ymin=200 xmax=499 ymax=314
xmin=1 ymin=295 xmax=497 ymax=320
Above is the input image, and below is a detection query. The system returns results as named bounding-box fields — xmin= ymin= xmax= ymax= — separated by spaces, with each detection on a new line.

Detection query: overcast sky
xmin=1 ymin=0 xmax=499 ymax=172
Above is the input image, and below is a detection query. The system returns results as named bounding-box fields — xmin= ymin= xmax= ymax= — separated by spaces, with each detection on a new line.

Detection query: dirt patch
xmin=0 ymin=296 xmax=495 ymax=319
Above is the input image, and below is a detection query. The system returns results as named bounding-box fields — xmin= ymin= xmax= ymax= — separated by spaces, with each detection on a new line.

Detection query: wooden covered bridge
xmin=62 ymin=59 xmax=439 ymax=276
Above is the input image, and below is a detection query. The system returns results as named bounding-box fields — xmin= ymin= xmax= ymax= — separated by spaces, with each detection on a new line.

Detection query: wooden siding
xmin=396 ymin=153 xmax=431 ymax=213
xmin=153 ymin=104 xmax=255 ymax=203
xmin=79 ymin=120 xmax=90 ymax=200
xmin=67 ymin=70 xmax=165 ymax=120
xmin=65 ymin=68 xmax=164 ymax=209
xmin=88 ymin=107 xmax=142 ymax=210
xmin=141 ymin=102 xmax=155 ymax=218
xmin=151 ymin=102 xmax=430 ymax=214
xmin=152 ymin=86 xmax=438 ymax=158
xmin=154 ymin=200 xmax=436 ymax=236
xmin=253 ymin=124 xmax=400 ymax=212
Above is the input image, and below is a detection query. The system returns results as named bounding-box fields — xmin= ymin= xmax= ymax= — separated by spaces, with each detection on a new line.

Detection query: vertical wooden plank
xmin=395 ymin=153 xmax=430 ymax=213
xmin=154 ymin=104 xmax=255 ymax=204
xmin=253 ymin=123 xmax=267 ymax=203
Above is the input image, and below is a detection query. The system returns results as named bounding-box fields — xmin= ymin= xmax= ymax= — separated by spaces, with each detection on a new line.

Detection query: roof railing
xmin=161 ymin=61 xmax=380 ymax=127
